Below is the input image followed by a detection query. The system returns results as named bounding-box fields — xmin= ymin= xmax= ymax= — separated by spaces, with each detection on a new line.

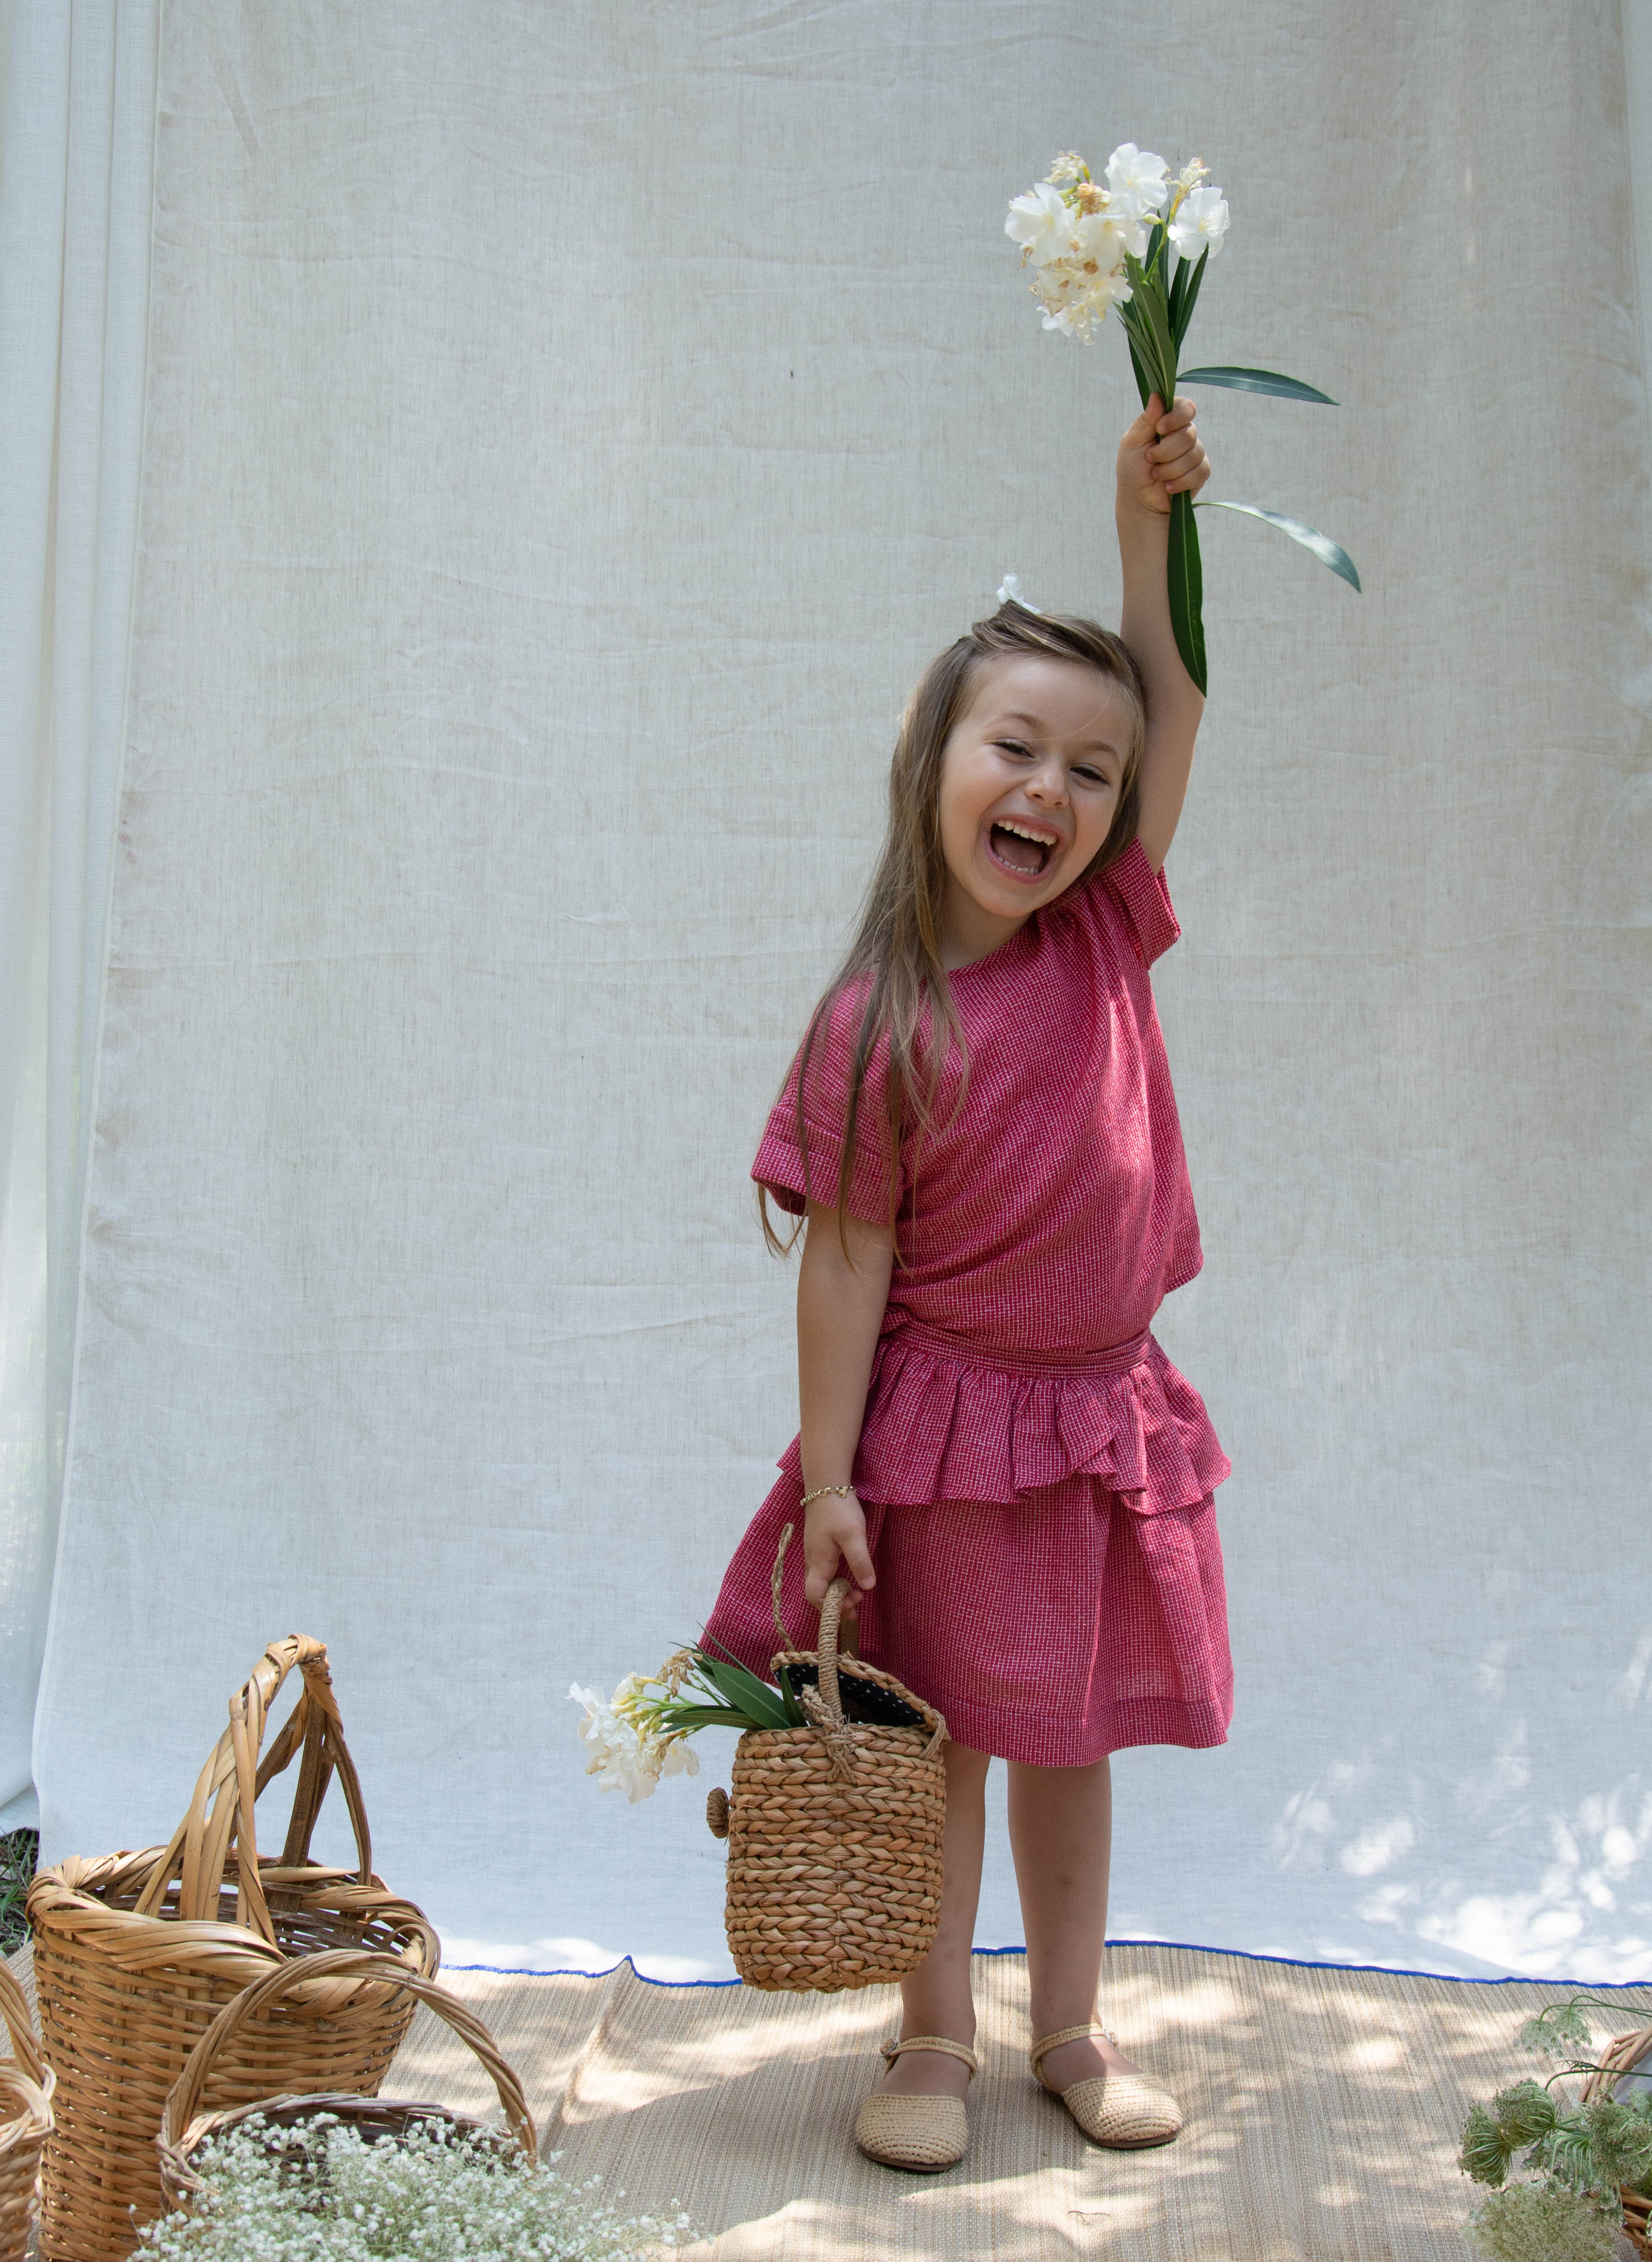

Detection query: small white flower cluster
xmin=1005 ymin=145 xmax=1230 ymax=339
xmin=132 ymin=2112 xmax=694 ymax=2261
xmin=569 ymin=1673 xmax=700 ymax=1804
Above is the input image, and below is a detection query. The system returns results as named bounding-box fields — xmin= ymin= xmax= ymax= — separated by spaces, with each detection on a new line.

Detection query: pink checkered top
xmin=753 ymin=839 xmax=1229 ymax=1514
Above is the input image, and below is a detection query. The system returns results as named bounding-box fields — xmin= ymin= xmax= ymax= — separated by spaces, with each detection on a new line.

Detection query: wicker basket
xmin=156 ymin=1948 xmax=533 ymax=2213
xmin=705 ymin=1526 xmax=947 ymax=1991
xmin=27 ymin=1635 xmax=440 ymax=2262
xmin=1580 ymin=2021 xmax=1652 ymax=2257
xmin=0 ymin=1958 xmax=53 ymax=2262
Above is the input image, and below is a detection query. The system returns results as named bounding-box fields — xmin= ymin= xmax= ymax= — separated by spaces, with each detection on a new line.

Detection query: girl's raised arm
xmin=1115 ymin=393 xmax=1209 ymax=872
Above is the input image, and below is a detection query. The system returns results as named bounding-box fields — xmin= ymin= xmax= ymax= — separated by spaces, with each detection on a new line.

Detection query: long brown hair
xmin=762 ymin=598 xmax=1148 ymax=1260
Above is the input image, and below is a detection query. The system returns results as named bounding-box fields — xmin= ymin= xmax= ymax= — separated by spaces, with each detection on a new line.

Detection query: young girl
xmin=704 ymin=393 xmax=1230 ymax=2174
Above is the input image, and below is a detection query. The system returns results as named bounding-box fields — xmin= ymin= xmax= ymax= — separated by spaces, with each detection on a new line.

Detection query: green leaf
xmin=1124 ymin=332 xmax=1152 ymax=411
xmin=1135 ymin=274 xmax=1179 ymax=409
xmin=1170 ymin=248 xmax=1208 ymax=350
xmin=662 ymin=1704 xmax=771 ymax=1733
xmin=698 ymin=1655 xmax=792 ymax=1728
xmin=1119 ymin=257 xmax=1173 ymax=409
xmin=1198 ymin=500 xmax=1362 ymax=591
xmin=1167 ymin=489 xmax=1207 ymax=695
xmin=1175 ymin=365 xmax=1337 ymax=404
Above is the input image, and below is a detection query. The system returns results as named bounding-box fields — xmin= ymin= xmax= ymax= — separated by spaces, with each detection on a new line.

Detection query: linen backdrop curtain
xmin=0 ymin=0 xmax=158 ymax=1829
xmin=13 ymin=0 xmax=1652 ymax=1980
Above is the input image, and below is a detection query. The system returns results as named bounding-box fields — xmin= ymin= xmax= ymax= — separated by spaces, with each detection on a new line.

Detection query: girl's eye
xmin=1075 ymin=765 xmax=1111 ymax=786
xmin=994 ymin=739 xmax=1032 ymax=758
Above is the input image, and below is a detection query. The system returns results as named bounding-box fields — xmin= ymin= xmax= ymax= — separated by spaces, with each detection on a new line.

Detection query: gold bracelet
xmin=800 ymin=1482 xmax=854 ymax=1509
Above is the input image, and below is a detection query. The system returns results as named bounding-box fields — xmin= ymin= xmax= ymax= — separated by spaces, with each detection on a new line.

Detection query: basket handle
xmin=0 ymin=1957 xmax=45 ymax=2088
xmin=132 ymin=1635 xmax=376 ymax=1941
xmin=771 ymin=1522 xmax=849 ymax=1727
xmin=158 ymin=1947 xmax=536 ymax=2186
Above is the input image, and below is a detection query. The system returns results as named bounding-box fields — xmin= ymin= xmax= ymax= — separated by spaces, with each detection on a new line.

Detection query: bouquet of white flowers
xmin=570 ymin=1644 xmax=804 ymax=1803
xmin=133 ymin=2112 xmax=692 ymax=2261
xmin=1006 ymin=144 xmax=1359 ymax=690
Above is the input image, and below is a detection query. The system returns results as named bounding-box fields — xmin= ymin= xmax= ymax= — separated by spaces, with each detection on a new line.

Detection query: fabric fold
xmin=775 ymin=1324 xmax=1230 ymax=1514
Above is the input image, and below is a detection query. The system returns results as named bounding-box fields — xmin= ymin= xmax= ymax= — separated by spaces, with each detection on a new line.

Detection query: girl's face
xmin=935 ymin=654 xmax=1134 ymax=967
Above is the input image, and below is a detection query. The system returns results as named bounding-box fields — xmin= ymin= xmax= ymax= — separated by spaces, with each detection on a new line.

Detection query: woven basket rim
xmin=28 ymin=1850 xmax=439 ymax=1989
xmin=156 ymin=1951 xmax=535 ymax=2208
xmin=0 ymin=2065 xmax=53 ymax=2144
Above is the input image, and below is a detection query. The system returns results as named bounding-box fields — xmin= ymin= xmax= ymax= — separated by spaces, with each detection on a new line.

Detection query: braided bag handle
xmin=132 ymin=1635 xmax=375 ymax=1943
xmin=768 ymin=1523 xmax=946 ymax=1766
xmin=157 ymin=1948 xmax=535 ymax=2201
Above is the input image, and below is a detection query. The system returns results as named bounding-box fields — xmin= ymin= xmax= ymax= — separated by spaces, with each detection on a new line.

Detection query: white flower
xmin=569 ymin=1680 xmax=698 ymax=1804
xmin=1004 ymin=178 xmax=1072 ymax=266
xmin=1168 ymin=183 xmax=1230 ymax=259
xmin=1176 ymin=156 xmax=1210 ymax=196
xmin=135 ymin=2111 xmax=694 ymax=2259
xmin=1072 ymin=204 xmax=1146 ymax=266
xmin=1104 ymin=142 xmax=1170 ymax=215
xmin=996 ymin=574 xmax=1033 ymax=608
xmin=1047 ymin=150 xmax=1086 ymax=184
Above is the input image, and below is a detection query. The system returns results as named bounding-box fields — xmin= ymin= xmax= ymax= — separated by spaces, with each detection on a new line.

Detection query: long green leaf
xmin=1167 ymin=489 xmax=1207 ymax=694
xmin=1170 ymin=248 xmax=1209 ymax=349
xmin=698 ymin=1655 xmax=792 ymax=1727
xmin=1135 ymin=275 xmax=1179 ymax=410
xmin=1176 ymin=365 xmax=1337 ymax=405
xmin=1123 ymin=332 xmax=1152 ymax=411
xmin=1166 ymin=249 xmax=1187 ymax=336
xmin=1119 ymin=257 xmax=1173 ymax=408
xmin=664 ymin=1704 xmax=770 ymax=1733
xmin=1197 ymin=500 xmax=1362 ymax=590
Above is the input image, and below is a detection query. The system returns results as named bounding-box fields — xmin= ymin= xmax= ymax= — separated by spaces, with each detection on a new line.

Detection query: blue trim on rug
xmin=443 ymin=1940 xmax=1652 ymax=1991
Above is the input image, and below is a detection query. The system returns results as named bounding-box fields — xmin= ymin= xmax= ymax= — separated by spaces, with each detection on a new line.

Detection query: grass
xmin=0 ymin=1829 xmax=38 ymax=1955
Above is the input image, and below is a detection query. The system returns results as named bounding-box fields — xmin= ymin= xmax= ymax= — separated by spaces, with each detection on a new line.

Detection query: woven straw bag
xmin=705 ymin=1525 xmax=947 ymax=1991
xmin=27 ymin=1635 xmax=439 ymax=2262
xmin=0 ymin=1959 xmax=53 ymax=2262
xmin=156 ymin=1948 xmax=533 ymax=2213
xmin=1580 ymin=2022 xmax=1652 ymax=2257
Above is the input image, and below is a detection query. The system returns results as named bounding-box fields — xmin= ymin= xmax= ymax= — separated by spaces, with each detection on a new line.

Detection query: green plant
xmin=0 ymin=1829 xmax=38 ymax=1956
xmin=1463 ymin=2181 xmax=1618 ymax=2262
xmin=1459 ymin=1992 xmax=1652 ymax=2247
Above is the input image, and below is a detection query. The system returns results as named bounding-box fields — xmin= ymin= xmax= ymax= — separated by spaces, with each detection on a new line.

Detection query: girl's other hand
xmin=803 ymin=1493 xmax=876 ymax=1616
xmin=1116 ymin=394 xmax=1209 ymax=519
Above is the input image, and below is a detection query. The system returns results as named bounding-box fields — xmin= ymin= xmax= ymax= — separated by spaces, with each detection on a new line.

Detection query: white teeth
xmin=995 ymin=820 xmax=1058 ymax=846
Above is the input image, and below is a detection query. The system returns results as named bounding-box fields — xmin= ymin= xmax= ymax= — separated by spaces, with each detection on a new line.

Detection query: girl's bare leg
xmin=875 ymin=1740 xmax=990 ymax=2100
xmin=1007 ymin=1754 xmax=1143 ymax=2088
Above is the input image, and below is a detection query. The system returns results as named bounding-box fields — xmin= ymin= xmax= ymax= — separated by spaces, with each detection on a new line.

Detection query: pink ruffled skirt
xmin=702 ymin=1322 xmax=1233 ymax=1768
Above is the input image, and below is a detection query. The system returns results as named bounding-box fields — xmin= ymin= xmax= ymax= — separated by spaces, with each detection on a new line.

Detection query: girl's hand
xmin=803 ymin=1493 xmax=876 ymax=1618
xmin=1116 ymin=394 xmax=1209 ymax=520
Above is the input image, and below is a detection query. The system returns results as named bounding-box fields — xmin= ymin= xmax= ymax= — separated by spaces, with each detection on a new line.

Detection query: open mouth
xmin=988 ymin=819 xmax=1060 ymax=878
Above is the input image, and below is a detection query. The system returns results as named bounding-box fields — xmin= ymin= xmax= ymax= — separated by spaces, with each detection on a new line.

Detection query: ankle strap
xmin=1029 ymin=2023 xmax=1115 ymax=2075
xmin=881 ymin=2034 xmax=980 ymax=2078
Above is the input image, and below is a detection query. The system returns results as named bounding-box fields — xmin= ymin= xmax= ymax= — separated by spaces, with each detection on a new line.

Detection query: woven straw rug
xmin=8 ymin=1941 xmax=1639 ymax=2258
xmin=385 ymin=1945 xmax=1598 ymax=2260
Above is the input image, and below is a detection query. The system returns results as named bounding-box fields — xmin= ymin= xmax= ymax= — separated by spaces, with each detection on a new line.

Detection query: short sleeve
xmin=753 ymin=982 xmax=906 ymax=1222
xmin=1098 ymin=837 xmax=1182 ymax=968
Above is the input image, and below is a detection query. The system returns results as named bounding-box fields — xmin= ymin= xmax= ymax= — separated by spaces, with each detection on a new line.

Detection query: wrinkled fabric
xmin=705 ymin=1464 xmax=1233 ymax=1765
xmin=27 ymin=0 xmax=1652 ymax=1983
xmin=774 ymin=1328 xmax=1230 ymax=1509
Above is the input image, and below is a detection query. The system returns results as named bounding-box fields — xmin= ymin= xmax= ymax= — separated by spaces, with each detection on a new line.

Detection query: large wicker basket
xmin=705 ymin=1528 xmax=947 ymax=1991
xmin=156 ymin=1948 xmax=533 ymax=2214
xmin=0 ymin=1958 xmax=53 ymax=2262
xmin=1580 ymin=2021 xmax=1652 ymax=2258
xmin=27 ymin=1635 xmax=440 ymax=2262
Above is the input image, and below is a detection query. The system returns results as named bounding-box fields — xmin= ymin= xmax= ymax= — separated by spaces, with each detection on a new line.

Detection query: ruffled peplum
xmin=775 ymin=1320 xmax=1230 ymax=1515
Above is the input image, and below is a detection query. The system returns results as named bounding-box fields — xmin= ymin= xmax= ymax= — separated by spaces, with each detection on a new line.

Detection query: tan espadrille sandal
xmin=1029 ymin=2023 xmax=1184 ymax=2148
xmin=854 ymin=2034 xmax=980 ymax=2173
